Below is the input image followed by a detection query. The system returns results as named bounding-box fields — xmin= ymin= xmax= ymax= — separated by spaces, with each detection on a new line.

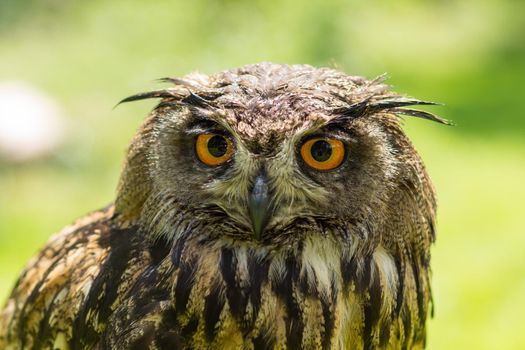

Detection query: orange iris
xmin=195 ymin=133 xmax=234 ymax=166
xmin=300 ymin=137 xmax=345 ymax=171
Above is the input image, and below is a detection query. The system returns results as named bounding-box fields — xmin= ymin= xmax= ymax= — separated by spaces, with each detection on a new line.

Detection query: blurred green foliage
xmin=0 ymin=0 xmax=524 ymax=348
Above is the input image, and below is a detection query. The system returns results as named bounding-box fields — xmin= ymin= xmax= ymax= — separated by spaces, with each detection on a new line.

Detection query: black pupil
xmin=311 ymin=140 xmax=332 ymax=162
xmin=208 ymin=135 xmax=228 ymax=157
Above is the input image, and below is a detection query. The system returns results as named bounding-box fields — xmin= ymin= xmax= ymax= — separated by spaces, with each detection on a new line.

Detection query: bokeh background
xmin=0 ymin=0 xmax=524 ymax=348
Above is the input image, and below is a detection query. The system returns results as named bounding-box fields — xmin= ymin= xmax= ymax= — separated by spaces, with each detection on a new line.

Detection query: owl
xmin=0 ymin=63 xmax=448 ymax=349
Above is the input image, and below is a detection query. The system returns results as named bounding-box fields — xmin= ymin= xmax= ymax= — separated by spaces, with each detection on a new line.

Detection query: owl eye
xmin=195 ymin=133 xmax=234 ymax=166
xmin=300 ymin=137 xmax=345 ymax=171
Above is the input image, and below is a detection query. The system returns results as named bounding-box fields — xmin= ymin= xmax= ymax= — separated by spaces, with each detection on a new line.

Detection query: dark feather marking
xmin=247 ymin=251 xmax=270 ymax=326
xmin=149 ymin=236 xmax=171 ymax=266
xmin=155 ymin=308 xmax=185 ymax=348
xmin=296 ymin=241 xmax=319 ymax=298
xmin=182 ymin=315 xmax=199 ymax=338
xmin=321 ymin=275 xmax=338 ymax=350
xmin=402 ymin=308 xmax=412 ymax=350
xmin=401 ymin=265 xmax=414 ymax=349
xmin=328 ymin=98 xmax=371 ymax=125
xmin=363 ymin=260 xmax=382 ymax=350
xmin=356 ymin=255 xmax=373 ymax=294
xmin=429 ymin=220 xmax=436 ymax=243
xmin=252 ymin=332 xmax=277 ymax=350
xmin=411 ymin=255 xmax=426 ymax=328
xmin=272 ymin=255 xmax=304 ymax=350
xmin=297 ymin=272 xmax=310 ymax=297
xmin=72 ymin=225 xmax=136 ymax=349
xmin=174 ymin=256 xmax=199 ymax=315
xmin=394 ymin=257 xmax=405 ymax=317
xmin=220 ymin=248 xmax=247 ymax=323
xmin=155 ymin=331 xmax=183 ymax=350
xmin=35 ymin=277 xmax=64 ymax=345
xmin=340 ymin=255 xmax=357 ymax=294
xmin=297 ymin=268 xmax=317 ymax=298
xmin=203 ymin=278 xmax=225 ymax=341
xmin=379 ymin=321 xmax=392 ymax=347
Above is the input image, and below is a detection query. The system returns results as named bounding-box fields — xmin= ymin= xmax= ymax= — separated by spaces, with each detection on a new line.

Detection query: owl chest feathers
xmin=1 ymin=213 xmax=427 ymax=350
xmin=103 ymin=226 xmax=414 ymax=350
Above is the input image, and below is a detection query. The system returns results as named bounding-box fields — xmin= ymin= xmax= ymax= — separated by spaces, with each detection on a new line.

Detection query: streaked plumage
xmin=0 ymin=63 xmax=446 ymax=349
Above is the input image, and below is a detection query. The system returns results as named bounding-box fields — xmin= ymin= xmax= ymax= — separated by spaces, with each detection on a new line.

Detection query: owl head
xmin=114 ymin=63 xmax=447 ymax=247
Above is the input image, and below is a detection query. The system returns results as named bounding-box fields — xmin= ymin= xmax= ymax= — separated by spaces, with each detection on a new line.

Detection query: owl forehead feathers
xmin=121 ymin=62 xmax=449 ymax=151
xmin=116 ymin=62 xmax=448 ymax=222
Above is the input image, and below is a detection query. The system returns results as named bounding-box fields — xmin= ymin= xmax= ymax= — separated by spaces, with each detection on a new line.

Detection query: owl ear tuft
xmin=389 ymin=107 xmax=453 ymax=125
xmin=116 ymin=89 xmax=217 ymax=111
xmin=368 ymin=97 xmax=452 ymax=125
xmin=117 ymin=89 xmax=185 ymax=105
xmin=331 ymin=96 xmax=452 ymax=126
xmin=116 ymin=75 xmax=222 ymax=110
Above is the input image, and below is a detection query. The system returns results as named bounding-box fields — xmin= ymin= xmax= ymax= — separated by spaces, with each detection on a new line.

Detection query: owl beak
xmin=248 ymin=171 xmax=271 ymax=240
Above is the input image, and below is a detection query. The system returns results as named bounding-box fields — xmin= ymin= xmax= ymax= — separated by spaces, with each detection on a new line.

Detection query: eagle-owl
xmin=0 ymin=63 xmax=448 ymax=349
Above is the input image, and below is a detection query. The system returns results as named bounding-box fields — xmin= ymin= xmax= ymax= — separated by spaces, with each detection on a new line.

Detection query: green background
xmin=1 ymin=0 xmax=524 ymax=348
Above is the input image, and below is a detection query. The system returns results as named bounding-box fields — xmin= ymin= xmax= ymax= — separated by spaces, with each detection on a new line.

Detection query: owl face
xmin=148 ymin=108 xmax=393 ymax=244
xmin=116 ymin=63 xmax=446 ymax=245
